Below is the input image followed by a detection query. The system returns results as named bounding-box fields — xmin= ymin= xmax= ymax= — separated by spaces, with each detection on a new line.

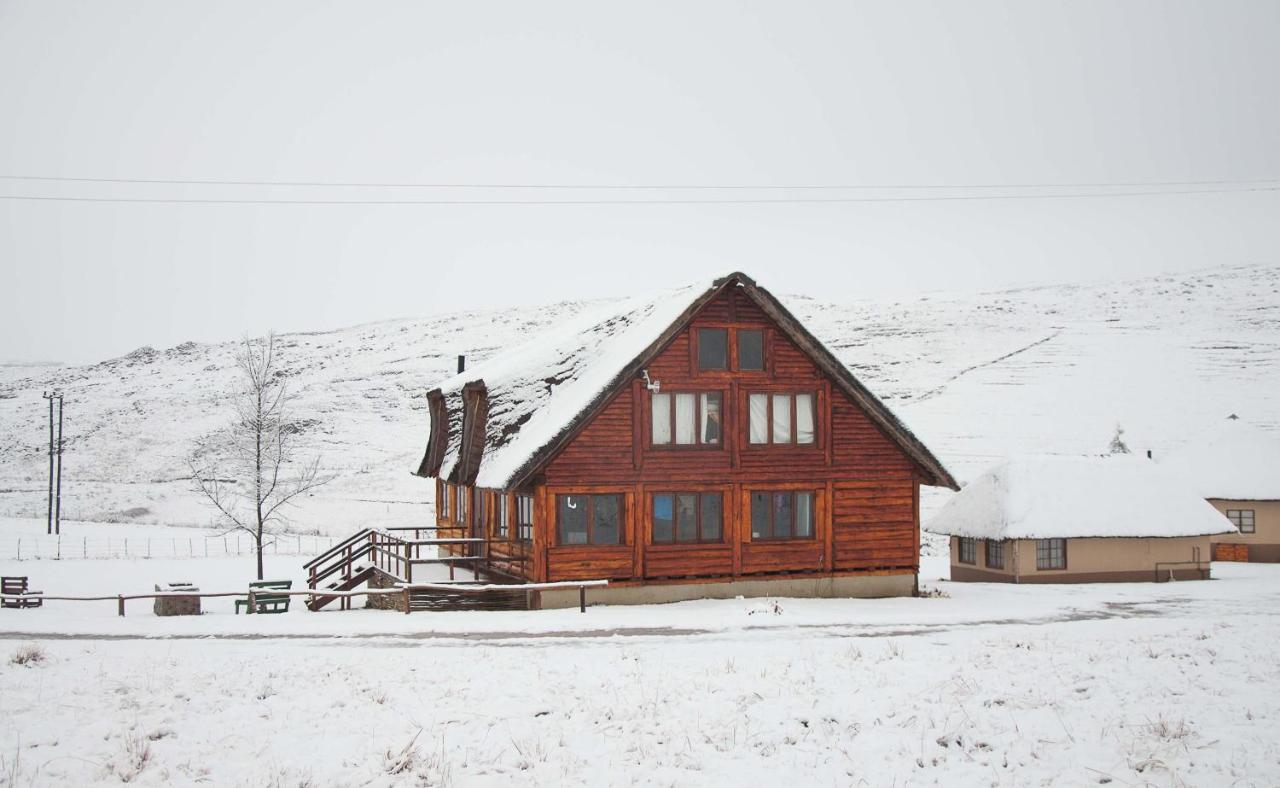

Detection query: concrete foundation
xmin=536 ymin=572 xmax=915 ymax=609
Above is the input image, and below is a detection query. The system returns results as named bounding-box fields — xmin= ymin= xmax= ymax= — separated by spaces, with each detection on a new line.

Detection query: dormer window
xmin=694 ymin=326 xmax=768 ymax=374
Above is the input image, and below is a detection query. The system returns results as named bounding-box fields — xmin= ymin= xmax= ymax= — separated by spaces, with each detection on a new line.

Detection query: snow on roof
xmin=434 ymin=278 xmax=713 ymax=489
xmin=925 ymin=454 xmax=1236 ymax=540
xmin=1157 ymin=418 xmax=1280 ymax=501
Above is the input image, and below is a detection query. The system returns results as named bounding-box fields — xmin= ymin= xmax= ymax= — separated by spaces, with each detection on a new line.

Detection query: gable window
xmin=958 ymin=537 xmax=977 ymax=565
xmin=698 ymin=328 xmax=728 ymax=370
xmin=985 ymin=539 xmax=1003 ymax=569
xmin=496 ymin=493 xmax=510 ymax=539
xmin=749 ymin=490 xmax=815 ymax=540
xmin=557 ymin=494 xmax=623 ymax=546
xmin=748 ymin=392 xmax=815 ymax=446
xmin=651 ymin=391 xmax=723 ymax=446
xmin=516 ymin=494 xmax=534 ymax=542
xmin=652 ymin=492 xmax=723 ymax=544
xmin=1227 ymin=509 xmax=1255 ymax=534
xmin=1036 ymin=538 xmax=1066 ymax=570
xmin=738 ymin=329 xmax=764 ymax=371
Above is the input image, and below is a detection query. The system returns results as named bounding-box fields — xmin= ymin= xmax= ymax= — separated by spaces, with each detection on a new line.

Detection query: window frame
xmin=1227 ymin=509 xmax=1256 ymax=534
xmin=1036 ymin=538 xmax=1067 ymax=570
xmin=456 ymin=485 xmax=468 ymax=526
xmin=745 ymin=390 xmax=818 ymax=447
xmin=650 ymin=491 xmax=724 ymax=545
xmin=496 ymin=493 xmax=510 ymax=539
xmin=436 ymin=479 xmax=450 ymax=521
xmin=556 ymin=493 xmax=625 ymax=547
xmin=515 ymin=494 xmax=534 ymax=542
xmin=737 ymin=328 xmax=766 ymax=372
xmin=649 ymin=389 xmax=726 ymax=450
xmin=749 ymin=489 xmax=816 ymax=541
xmin=958 ymin=537 xmax=977 ymax=565
xmin=691 ymin=324 xmax=771 ymax=376
xmin=985 ymin=539 xmax=1004 ymax=569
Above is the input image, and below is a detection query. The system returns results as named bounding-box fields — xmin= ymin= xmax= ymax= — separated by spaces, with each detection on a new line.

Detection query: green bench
xmin=235 ymin=580 xmax=292 ymax=614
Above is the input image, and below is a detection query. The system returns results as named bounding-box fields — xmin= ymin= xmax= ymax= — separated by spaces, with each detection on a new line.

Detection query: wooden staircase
xmin=305 ymin=529 xmax=383 ymax=611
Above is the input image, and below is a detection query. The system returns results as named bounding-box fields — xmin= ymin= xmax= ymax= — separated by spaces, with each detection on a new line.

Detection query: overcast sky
xmin=1 ymin=0 xmax=1278 ymax=364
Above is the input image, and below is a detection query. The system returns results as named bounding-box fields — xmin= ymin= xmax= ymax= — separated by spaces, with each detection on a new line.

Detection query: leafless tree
xmin=189 ymin=333 xmax=332 ymax=579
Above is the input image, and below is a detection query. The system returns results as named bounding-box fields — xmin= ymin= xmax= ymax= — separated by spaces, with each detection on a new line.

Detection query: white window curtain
xmin=795 ymin=394 xmax=815 ymax=444
xmin=772 ymin=394 xmax=791 ymax=443
xmin=700 ymin=393 xmax=721 ymax=444
xmin=675 ymin=393 xmax=696 ymax=444
xmin=749 ymin=394 xmax=769 ymax=444
xmin=651 ymin=393 xmax=671 ymax=444
xmin=795 ymin=492 xmax=813 ymax=537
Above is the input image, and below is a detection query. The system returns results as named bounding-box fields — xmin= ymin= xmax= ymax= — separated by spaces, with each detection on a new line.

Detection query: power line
xmin=1 ymin=185 xmax=1278 ymax=206
xmin=1 ymin=173 xmax=1277 ymax=190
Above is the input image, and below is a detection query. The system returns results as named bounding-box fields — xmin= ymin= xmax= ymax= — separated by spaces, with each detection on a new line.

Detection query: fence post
xmin=56 ymin=536 xmax=61 ymax=561
xmin=124 ymin=538 xmax=128 ymax=558
xmin=117 ymin=595 xmax=125 ymax=617
xmin=83 ymin=536 xmax=87 ymax=559
xmin=248 ymin=589 xmax=256 ymax=614
xmin=15 ymin=538 xmax=20 ymax=561
xmin=579 ymin=585 xmax=586 ymax=613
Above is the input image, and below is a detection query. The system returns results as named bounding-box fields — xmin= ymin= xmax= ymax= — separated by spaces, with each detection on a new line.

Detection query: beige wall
xmin=1207 ymin=500 xmax=1280 ymax=562
xmin=950 ymin=535 xmax=1213 ymax=582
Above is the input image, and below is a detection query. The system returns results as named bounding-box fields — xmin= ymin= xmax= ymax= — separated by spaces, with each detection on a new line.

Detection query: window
xmin=437 ymin=481 xmax=450 ymax=520
xmin=698 ymin=328 xmax=728 ymax=370
xmin=958 ymin=537 xmax=976 ymax=565
xmin=738 ymin=329 xmax=764 ymax=371
xmin=557 ymin=494 xmax=623 ymax=546
xmin=750 ymin=490 xmax=815 ymax=540
xmin=985 ymin=539 xmax=1004 ymax=569
xmin=652 ymin=492 xmax=723 ymax=544
xmin=474 ymin=488 xmax=487 ymax=532
xmin=497 ymin=494 xmax=510 ymax=539
xmin=748 ymin=392 xmax=815 ymax=446
xmin=457 ymin=486 xmax=469 ymax=524
xmin=1036 ymin=538 xmax=1066 ymax=570
xmin=516 ymin=494 xmax=534 ymax=542
xmin=1227 ymin=509 xmax=1255 ymax=534
xmin=651 ymin=391 xmax=723 ymax=446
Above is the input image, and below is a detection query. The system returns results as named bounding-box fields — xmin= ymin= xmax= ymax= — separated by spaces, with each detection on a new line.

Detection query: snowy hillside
xmin=0 ymin=265 xmax=1276 ymax=535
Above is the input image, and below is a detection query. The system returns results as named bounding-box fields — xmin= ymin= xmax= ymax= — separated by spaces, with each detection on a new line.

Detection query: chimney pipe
xmin=457 ymin=355 xmax=466 ymax=374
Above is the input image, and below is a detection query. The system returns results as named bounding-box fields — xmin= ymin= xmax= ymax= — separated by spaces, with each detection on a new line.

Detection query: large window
xmin=698 ymin=328 xmax=728 ymax=370
xmin=652 ymin=492 xmax=723 ymax=544
xmin=1227 ymin=509 xmax=1255 ymax=534
xmin=1036 ymin=538 xmax=1066 ymax=570
xmin=651 ymin=391 xmax=723 ymax=446
xmin=516 ymin=494 xmax=533 ymax=542
xmin=750 ymin=491 xmax=815 ymax=540
xmin=738 ymin=329 xmax=764 ymax=371
xmin=558 ymin=494 xmax=623 ymax=546
xmin=985 ymin=539 xmax=1004 ymax=569
xmin=958 ymin=537 xmax=976 ymax=564
xmin=748 ymin=392 xmax=815 ymax=446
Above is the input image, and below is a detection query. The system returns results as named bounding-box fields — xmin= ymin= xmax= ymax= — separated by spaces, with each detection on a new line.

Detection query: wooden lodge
xmin=404 ymin=272 xmax=956 ymax=608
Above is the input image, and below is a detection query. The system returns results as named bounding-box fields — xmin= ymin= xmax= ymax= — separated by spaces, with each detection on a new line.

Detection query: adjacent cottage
xmin=414 ymin=272 xmax=956 ymax=608
xmin=928 ymin=455 xmax=1234 ymax=583
xmin=1160 ymin=419 xmax=1280 ymax=562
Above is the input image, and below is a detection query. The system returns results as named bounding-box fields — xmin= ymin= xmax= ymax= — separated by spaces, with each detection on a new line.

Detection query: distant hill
xmin=1 ymin=265 xmax=1276 ymax=535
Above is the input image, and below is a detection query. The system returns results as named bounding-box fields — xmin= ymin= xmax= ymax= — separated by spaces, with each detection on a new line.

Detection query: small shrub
xmin=10 ymin=644 xmax=45 ymax=666
xmin=106 ymin=730 xmax=152 ymax=782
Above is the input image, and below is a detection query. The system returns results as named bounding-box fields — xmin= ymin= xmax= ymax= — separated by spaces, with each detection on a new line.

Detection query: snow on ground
xmin=1 ymin=540 xmax=1278 ymax=785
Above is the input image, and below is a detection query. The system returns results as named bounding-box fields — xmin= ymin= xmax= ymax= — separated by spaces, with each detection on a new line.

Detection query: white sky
xmin=1 ymin=0 xmax=1278 ymax=364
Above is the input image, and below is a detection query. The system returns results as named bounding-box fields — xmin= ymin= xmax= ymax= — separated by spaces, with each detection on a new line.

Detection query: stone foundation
xmin=535 ymin=572 xmax=915 ymax=609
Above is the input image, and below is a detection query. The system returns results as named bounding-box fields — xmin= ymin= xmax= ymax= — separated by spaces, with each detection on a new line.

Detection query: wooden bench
xmin=234 ymin=580 xmax=292 ymax=614
xmin=1 ymin=576 xmax=42 ymax=609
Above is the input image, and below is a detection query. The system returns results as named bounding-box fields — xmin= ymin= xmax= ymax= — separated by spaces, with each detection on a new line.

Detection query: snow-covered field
xmin=2 ymin=544 xmax=1278 ymax=785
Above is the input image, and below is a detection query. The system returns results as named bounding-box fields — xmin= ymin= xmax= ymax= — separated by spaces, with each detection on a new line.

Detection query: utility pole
xmin=42 ymin=391 xmax=65 ymax=535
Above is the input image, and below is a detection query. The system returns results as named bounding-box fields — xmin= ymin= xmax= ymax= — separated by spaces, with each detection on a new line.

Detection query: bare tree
xmin=189 ymin=333 xmax=332 ymax=579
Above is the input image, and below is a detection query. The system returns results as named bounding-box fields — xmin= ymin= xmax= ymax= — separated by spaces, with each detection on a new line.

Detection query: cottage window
xmin=738 ymin=329 xmax=764 ymax=371
xmin=958 ymin=537 xmax=977 ymax=565
xmin=985 ymin=539 xmax=1004 ymax=569
xmin=558 ymin=494 xmax=623 ymax=546
xmin=474 ymin=488 xmax=487 ymax=533
xmin=698 ymin=328 xmax=728 ymax=370
xmin=749 ymin=490 xmax=814 ymax=540
xmin=516 ymin=494 xmax=534 ymax=542
xmin=437 ymin=481 xmax=450 ymax=520
xmin=652 ymin=492 xmax=723 ymax=544
xmin=457 ymin=486 xmax=469 ymax=525
xmin=651 ymin=391 xmax=722 ymax=446
xmin=1227 ymin=509 xmax=1255 ymax=534
xmin=497 ymin=494 xmax=510 ymax=539
xmin=1036 ymin=538 xmax=1066 ymax=570
xmin=748 ymin=393 xmax=815 ymax=446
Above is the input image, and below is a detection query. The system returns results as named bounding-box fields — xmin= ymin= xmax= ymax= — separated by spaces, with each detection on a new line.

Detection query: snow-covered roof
xmin=1157 ymin=419 xmax=1280 ymax=501
xmin=925 ymin=455 xmax=1236 ymax=540
xmin=416 ymin=272 xmax=957 ymax=491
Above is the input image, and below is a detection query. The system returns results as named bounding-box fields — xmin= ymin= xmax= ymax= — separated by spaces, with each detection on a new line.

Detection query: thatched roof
xmin=416 ymin=272 xmax=957 ymax=491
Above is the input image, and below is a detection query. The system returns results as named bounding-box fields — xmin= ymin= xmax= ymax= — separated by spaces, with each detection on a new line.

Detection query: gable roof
xmin=1157 ymin=418 xmax=1280 ymax=501
xmin=925 ymin=454 xmax=1235 ymax=540
xmin=416 ymin=272 xmax=957 ymax=491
